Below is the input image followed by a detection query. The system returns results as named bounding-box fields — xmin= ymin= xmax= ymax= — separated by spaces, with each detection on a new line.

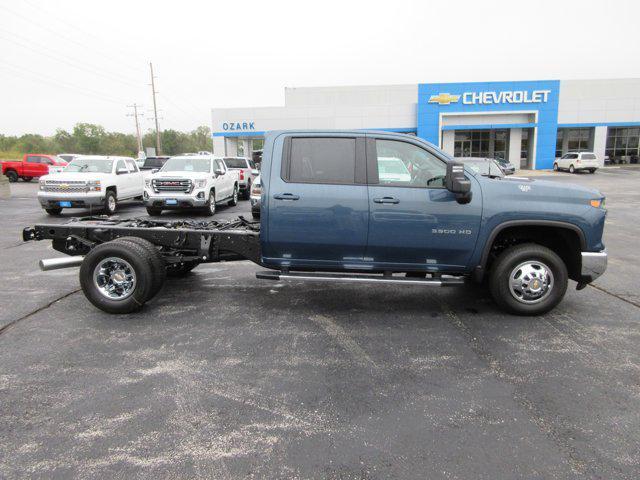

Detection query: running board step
xmin=256 ymin=271 xmax=465 ymax=286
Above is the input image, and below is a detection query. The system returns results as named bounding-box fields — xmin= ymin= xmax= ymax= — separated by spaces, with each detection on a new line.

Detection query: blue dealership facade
xmin=212 ymin=78 xmax=640 ymax=170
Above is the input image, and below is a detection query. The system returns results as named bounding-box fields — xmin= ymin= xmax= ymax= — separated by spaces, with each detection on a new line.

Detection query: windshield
xmin=161 ymin=157 xmax=211 ymax=173
xmin=464 ymin=160 xmax=504 ymax=177
xmin=66 ymin=159 xmax=113 ymax=173
xmin=224 ymin=158 xmax=248 ymax=169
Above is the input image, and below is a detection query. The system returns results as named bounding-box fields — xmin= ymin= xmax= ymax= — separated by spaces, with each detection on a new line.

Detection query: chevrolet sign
xmin=429 ymin=89 xmax=551 ymax=106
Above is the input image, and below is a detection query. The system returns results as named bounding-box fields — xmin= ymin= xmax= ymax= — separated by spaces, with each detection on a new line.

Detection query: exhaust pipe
xmin=39 ymin=256 xmax=84 ymax=271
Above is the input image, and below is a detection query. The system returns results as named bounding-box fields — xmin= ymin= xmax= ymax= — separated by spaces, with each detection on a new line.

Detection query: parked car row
xmin=1 ymin=154 xmax=69 ymax=182
xmin=29 ymin=154 xmax=258 ymax=216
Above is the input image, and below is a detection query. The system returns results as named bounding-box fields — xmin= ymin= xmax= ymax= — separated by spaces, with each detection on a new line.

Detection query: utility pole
xmin=126 ymin=103 xmax=143 ymax=153
xmin=149 ymin=62 xmax=161 ymax=155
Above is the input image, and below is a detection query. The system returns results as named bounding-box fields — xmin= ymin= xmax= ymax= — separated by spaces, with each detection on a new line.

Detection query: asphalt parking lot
xmin=1 ymin=169 xmax=639 ymax=479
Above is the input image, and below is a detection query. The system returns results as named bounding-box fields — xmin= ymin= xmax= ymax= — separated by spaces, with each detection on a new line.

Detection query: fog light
xmin=143 ymin=191 xmax=149 ymax=199
xmin=197 ymin=191 xmax=205 ymax=199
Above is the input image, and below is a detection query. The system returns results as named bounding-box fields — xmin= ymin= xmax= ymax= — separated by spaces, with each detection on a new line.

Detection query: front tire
xmin=146 ymin=207 xmax=162 ymax=216
xmin=553 ymin=163 xmax=559 ymax=171
xmin=204 ymin=190 xmax=216 ymax=216
xmin=45 ymin=207 xmax=62 ymax=216
xmin=569 ymin=164 xmax=575 ymax=173
xmin=79 ymin=240 xmax=155 ymax=314
xmin=104 ymin=190 xmax=117 ymax=215
xmin=489 ymin=243 xmax=568 ymax=316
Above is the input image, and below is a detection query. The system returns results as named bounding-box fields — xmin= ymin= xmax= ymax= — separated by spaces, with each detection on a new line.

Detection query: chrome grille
xmin=152 ymin=179 xmax=192 ymax=193
xmin=43 ymin=180 xmax=87 ymax=192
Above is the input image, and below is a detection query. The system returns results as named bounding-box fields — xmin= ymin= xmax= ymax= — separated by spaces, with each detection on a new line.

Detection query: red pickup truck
xmin=2 ymin=154 xmax=68 ymax=182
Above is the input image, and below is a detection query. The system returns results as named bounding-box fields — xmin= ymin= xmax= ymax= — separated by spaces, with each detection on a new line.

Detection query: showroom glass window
xmin=375 ymin=139 xmax=446 ymax=188
xmin=606 ymin=127 xmax=640 ymax=163
xmin=288 ymin=137 xmax=356 ymax=184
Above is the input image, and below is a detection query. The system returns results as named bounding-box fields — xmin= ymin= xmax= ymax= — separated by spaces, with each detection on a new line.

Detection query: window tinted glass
xmin=224 ymin=158 xmax=248 ymax=169
xmin=67 ymin=159 xmax=113 ymax=173
xmin=162 ymin=158 xmax=211 ymax=173
xmin=26 ymin=156 xmax=41 ymax=163
xmin=375 ymin=139 xmax=446 ymax=187
xmin=289 ymin=138 xmax=355 ymax=184
xmin=216 ymin=159 xmax=226 ymax=172
xmin=582 ymin=153 xmax=596 ymax=160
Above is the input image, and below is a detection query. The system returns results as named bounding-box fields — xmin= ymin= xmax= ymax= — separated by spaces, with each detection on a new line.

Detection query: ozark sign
xmin=222 ymin=121 xmax=255 ymax=131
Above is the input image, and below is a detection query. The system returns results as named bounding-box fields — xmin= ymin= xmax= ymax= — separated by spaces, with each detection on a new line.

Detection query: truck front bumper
xmin=144 ymin=191 xmax=208 ymax=209
xmin=38 ymin=192 xmax=104 ymax=208
xmin=581 ymin=250 xmax=607 ymax=282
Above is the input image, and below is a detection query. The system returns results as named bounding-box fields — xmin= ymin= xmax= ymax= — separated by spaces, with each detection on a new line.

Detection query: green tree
xmin=72 ymin=123 xmax=106 ymax=154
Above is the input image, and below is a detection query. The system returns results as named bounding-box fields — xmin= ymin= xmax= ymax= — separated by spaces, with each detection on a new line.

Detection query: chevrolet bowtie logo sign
xmin=428 ymin=93 xmax=460 ymax=105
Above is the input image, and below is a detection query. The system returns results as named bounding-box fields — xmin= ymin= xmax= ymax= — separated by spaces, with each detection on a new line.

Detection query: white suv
xmin=144 ymin=155 xmax=240 ymax=216
xmin=38 ymin=156 xmax=143 ymax=215
xmin=554 ymin=152 xmax=599 ymax=174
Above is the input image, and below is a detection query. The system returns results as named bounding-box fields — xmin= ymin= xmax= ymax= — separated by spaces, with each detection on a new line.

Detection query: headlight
xmin=590 ymin=198 xmax=605 ymax=209
xmin=194 ymin=179 xmax=207 ymax=189
xmin=87 ymin=180 xmax=101 ymax=192
xmin=145 ymin=178 xmax=152 ymax=187
xmin=39 ymin=179 xmax=46 ymax=190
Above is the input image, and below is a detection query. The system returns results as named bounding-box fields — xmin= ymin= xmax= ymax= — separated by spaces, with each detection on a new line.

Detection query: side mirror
xmin=251 ymin=169 xmax=259 ymax=176
xmin=215 ymin=168 xmax=224 ymax=176
xmin=116 ymin=167 xmax=128 ymax=175
xmin=445 ymin=162 xmax=472 ymax=204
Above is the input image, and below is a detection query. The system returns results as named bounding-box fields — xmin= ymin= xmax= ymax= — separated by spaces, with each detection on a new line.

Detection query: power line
xmin=0 ymin=3 xmax=148 ymax=78
xmin=0 ymin=33 xmax=142 ymax=89
xmin=0 ymin=63 xmax=126 ymax=105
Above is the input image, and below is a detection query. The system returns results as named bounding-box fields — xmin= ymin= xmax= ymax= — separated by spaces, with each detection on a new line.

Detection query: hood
xmin=153 ymin=171 xmax=209 ymax=180
xmin=40 ymin=172 xmax=109 ymax=182
xmin=479 ymin=174 xmax=604 ymax=204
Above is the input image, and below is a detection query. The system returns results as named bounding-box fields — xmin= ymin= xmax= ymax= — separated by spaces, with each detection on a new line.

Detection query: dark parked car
xmin=140 ymin=156 xmax=170 ymax=171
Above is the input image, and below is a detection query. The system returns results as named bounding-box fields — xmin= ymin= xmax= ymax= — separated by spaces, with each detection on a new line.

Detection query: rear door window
xmin=287 ymin=137 xmax=356 ymax=184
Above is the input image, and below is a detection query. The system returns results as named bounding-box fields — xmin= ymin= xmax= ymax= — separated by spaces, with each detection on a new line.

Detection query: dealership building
xmin=211 ymin=78 xmax=640 ymax=170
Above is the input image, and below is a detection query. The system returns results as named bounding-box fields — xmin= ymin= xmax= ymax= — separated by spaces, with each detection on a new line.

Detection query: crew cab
xmin=24 ymin=130 xmax=607 ymax=317
xmin=2 ymin=154 xmax=68 ymax=182
xmin=554 ymin=152 xmax=599 ymax=173
xmin=143 ymin=155 xmax=239 ymax=216
xmin=222 ymin=157 xmax=259 ymax=199
xmin=37 ymin=155 xmax=143 ymax=215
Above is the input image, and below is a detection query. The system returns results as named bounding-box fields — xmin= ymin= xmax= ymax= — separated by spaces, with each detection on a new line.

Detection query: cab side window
xmin=375 ymin=139 xmax=446 ymax=188
xmin=125 ymin=159 xmax=138 ymax=172
xmin=26 ymin=156 xmax=41 ymax=163
xmin=287 ymin=137 xmax=356 ymax=184
xmin=216 ymin=159 xmax=226 ymax=173
xmin=115 ymin=160 xmax=127 ymax=173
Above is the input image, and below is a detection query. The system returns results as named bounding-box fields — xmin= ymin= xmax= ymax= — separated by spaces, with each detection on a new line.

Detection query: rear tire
xmin=45 ymin=207 xmax=62 ymax=216
xmin=22 ymin=176 xmax=33 ymax=182
xmin=111 ymin=237 xmax=166 ymax=301
xmin=569 ymin=164 xmax=575 ymax=173
xmin=146 ymin=207 xmax=162 ymax=216
xmin=104 ymin=190 xmax=117 ymax=215
xmin=489 ymin=243 xmax=568 ymax=316
xmin=243 ymin=181 xmax=251 ymax=199
xmin=228 ymin=185 xmax=238 ymax=206
xmin=79 ymin=240 xmax=155 ymax=314
xmin=251 ymin=211 xmax=260 ymax=219
xmin=6 ymin=170 xmax=18 ymax=182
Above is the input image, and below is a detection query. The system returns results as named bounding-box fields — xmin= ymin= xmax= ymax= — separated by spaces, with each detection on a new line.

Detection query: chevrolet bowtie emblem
xmin=428 ymin=93 xmax=460 ymax=105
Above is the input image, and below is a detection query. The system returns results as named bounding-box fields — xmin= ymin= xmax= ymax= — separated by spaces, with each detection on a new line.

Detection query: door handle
xmin=273 ymin=193 xmax=300 ymax=201
xmin=373 ymin=196 xmax=400 ymax=204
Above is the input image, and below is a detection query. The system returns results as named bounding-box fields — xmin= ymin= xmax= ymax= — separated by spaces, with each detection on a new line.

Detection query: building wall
xmin=558 ymin=79 xmax=640 ymax=125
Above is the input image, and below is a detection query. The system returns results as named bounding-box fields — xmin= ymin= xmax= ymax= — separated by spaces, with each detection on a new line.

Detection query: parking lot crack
xmin=0 ymin=288 xmax=81 ymax=337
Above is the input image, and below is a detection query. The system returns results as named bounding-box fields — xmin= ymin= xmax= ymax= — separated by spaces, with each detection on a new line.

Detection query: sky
xmin=1 ymin=0 xmax=639 ymax=136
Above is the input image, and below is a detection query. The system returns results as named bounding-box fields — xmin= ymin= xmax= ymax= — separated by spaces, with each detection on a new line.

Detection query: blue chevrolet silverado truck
xmin=24 ymin=130 xmax=607 ymax=316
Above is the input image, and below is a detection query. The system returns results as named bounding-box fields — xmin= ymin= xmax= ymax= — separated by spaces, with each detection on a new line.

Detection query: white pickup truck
xmin=38 ymin=156 xmax=144 ymax=215
xmin=143 ymin=155 xmax=239 ymax=216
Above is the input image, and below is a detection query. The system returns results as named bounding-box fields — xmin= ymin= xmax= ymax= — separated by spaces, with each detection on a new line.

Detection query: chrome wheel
xmin=508 ymin=261 xmax=554 ymax=304
xmin=209 ymin=193 xmax=216 ymax=214
xmin=93 ymin=257 xmax=137 ymax=300
xmin=233 ymin=187 xmax=238 ymax=203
